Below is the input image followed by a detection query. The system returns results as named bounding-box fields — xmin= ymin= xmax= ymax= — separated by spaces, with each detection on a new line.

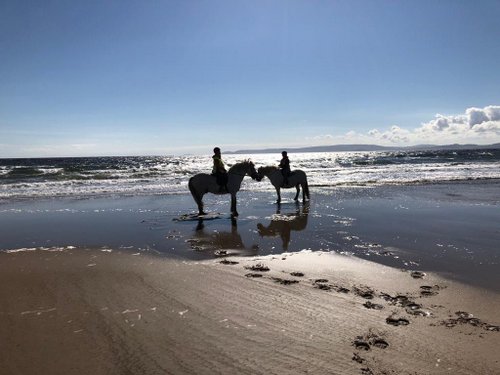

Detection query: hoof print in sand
xmin=410 ymin=271 xmax=426 ymax=279
xmin=353 ymin=286 xmax=375 ymax=299
xmin=214 ymin=250 xmax=229 ymax=257
xmin=353 ymin=332 xmax=389 ymax=375
xmin=219 ymin=259 xmax=239 ymax=265
xmin=380 ymin=292 xmax=426 ymax=316
xmin=371 ymin=338 xmax=389 ymax=349
xmin=352 ymin=353 xmax=366 ymax=364
xmin=442 ymin=311 xmax=500 ymax=332
xmin=244 ymin=263 xmax=270 ymax=272
xmin=386 ymin=315 xmax=410 ymax=326
xmin=380 ymin=293 xmax=410 ymax=306
xmin=405 ymin=303 xmax=430 ymax=317
xmin=245 ymin=273 xmax=263 ymax=278
xmin=290 ymin=271 xmax=305 ymax=277
xmin=272 ymin=277 xmax=299 ymax=285
xmin=313 ymin=279 xmax=331 ymax=291
xmin=420 ymin=285 xmax=440 ymax=297
xmin=313 ymin=280 xmax=349 ymax=293
xmin=314 ymin=282 xmax=332 ymax=291
xmin=363 ymin=301 xmax=384 ymax=310
xmin=361 ymin=367 xmax=375 ymax=375
xmin=353 ymin=332 xmax=389 ymax=351
xmin=353 ymin=340 xmax=371 ymax=351
xmin=332 ymin=285 xmax=350 ymax=293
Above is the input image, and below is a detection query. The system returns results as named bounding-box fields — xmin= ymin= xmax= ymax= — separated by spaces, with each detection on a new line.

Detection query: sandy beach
xmin=1 ymin=248 xmax=499 ymax=375
xmin=1 ymin=182 xmax=499 ymax=374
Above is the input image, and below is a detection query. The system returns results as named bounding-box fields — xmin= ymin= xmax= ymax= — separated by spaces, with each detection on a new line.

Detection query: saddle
xmin=213 ymin=173 xmax=228 ymax=193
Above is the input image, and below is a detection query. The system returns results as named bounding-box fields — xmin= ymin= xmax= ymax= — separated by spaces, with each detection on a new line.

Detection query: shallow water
xmin=1 ymin=181 xmax=498 ymax=291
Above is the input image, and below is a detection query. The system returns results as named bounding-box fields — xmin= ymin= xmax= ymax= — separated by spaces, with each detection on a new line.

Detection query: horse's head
xmin=247 ymin=161 xmax=261 ymax=181
xmin=229 ymin=160 xmax=261 ymax=181
xmin=257 ymin=166 xmax=265 ymax=181
xmin=257 ymin=166 xmax=277 ymax=179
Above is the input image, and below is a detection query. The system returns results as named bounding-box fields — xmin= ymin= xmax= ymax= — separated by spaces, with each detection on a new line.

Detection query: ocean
xmin=1 ymin=148 xmax=500 ymax=200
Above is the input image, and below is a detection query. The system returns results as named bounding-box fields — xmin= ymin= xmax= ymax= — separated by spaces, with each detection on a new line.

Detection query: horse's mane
xmin=258 ymin=165 xmax=279 ymax=175
xmin=228 ymin=159 xmax=254 ymax=173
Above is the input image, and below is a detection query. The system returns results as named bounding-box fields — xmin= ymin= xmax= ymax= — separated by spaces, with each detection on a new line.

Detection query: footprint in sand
xmin=352 ymin=353 xmax=366 ymax=364
xmin=312 ymin=279 xmax=350 ymax=293
xmin=353 ymin=286 xmax=375 ymax=299
xmin=353 ymin=333 xmax=389 ymax=351
xmin=405 ymin=302 xmax=431 ymax=317
xmin=379 ymin=293 xmax=410 ymax=306
xmin=353 ymin=340 xmax=371 ymax=351
xmin=244 ymin=263 xmax=270 ymax=272
xmin=410 ymin=271 xmax=426 ymax=279
xmin=314 ymin=278 xmax=329 ymax=283
xmin=245 ymin=273 xmax=264 ymax=278
xmin=371 ymin=338 xmax=389 ymax=349
xmin=290 ymin=271 xmax=305 ymax=277
xmin=313 ymin=279 xmax=331 ymax=290
xmin=220 ymin=259 xmax=239 ymax=265
xmin=386 ymin=316 xmax=410 ymax=326
xmin=272 ymin=277 xmax=299 ymax=285
xmin=380 ymin=292 xmax=431 ymax=317
xmin=363 ymin=301 xmax=384 ymax=310
xmin=420 ymin=285 xmax=440 ymax=297
xmin=441 ymin=311 xmax=500 ymax=331
xmin=313 ymin=282 xmax=332 ymax=291
xmin=332 ymin=285 xmax=350 ymax=293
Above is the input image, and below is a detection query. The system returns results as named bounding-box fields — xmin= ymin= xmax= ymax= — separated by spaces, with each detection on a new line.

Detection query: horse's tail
xmin=189 ymin=176 xmax=204 ymax=212
xmin=303 ymin=175 xmax=310 ymax=200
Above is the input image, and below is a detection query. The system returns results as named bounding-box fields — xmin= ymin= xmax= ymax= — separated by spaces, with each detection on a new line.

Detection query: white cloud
xmin=308 ymin=105 xmax=500 ymax=146
xmin=416 ymin=105 xmax=500 ymax=143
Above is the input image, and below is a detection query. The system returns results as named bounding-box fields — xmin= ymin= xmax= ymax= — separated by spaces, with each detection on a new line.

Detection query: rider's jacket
xmin=212 ymin=155 xmax=226 ymax=174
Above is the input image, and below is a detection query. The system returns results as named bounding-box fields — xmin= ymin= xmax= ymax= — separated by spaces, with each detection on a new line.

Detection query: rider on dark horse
xmin=212 ymin=147 xmax=228 ymax=192
xmin=279 ymin=151 xmax=291 ymax=187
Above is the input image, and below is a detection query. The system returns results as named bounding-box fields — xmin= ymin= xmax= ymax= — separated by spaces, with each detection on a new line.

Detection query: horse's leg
xmin=189 ymin=178 xmax=206 ymax=215
xmin=275 ymin=187 xmax=281 ymax=203
xmin=294 ymin=184 xmax=300 ymax=201
xmin=231 ymin=193 xmax=238 ymax=217
xmin=198 ymin=193 xmax=206 ymax=215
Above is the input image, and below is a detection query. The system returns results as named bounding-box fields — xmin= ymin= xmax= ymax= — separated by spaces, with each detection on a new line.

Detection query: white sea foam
xmin=5 ymin=246 xmax=72 ymax=253
xmin=1 ymin=151 xmax=499 ymax=200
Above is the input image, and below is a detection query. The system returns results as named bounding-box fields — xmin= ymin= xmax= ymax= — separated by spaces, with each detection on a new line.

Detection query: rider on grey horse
xmin=212 ymin=147 xmax=228 ymax=191
xmin=279 ymin=151 xmax=291 ymax=186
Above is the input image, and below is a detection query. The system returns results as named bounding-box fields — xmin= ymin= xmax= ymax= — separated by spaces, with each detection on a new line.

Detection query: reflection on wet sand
xmin=187 ymin=217 xmax=259 ymax=256
xmin=257 ymin=202 xmax=310 ymax=251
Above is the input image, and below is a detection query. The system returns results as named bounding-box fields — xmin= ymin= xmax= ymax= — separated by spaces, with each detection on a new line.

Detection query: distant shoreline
xmin=227 ymin=142 xmax=500 ymax=154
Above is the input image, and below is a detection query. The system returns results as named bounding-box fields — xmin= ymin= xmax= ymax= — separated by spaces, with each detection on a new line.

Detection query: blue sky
xmin=1 ymin=0 xmax=500 ymax=157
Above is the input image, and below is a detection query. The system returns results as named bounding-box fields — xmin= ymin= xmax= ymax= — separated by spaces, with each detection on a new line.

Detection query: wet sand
xmin=1 ymin=180 xmax=499 ymax=289
xmin=0 ymin=248 xmax=499 ymax=375
xmin=1 ymin=181 xmax=499 ymax=374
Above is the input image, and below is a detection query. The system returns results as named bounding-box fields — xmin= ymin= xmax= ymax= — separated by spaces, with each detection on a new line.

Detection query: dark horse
xmin=188 ymin=160 xmax=259 ymax=217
